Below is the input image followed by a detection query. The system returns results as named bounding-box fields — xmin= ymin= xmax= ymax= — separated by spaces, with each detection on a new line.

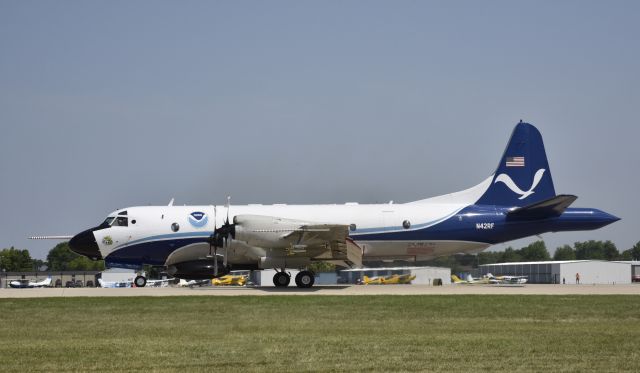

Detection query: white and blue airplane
xmin=32 ymin=122 xmax=619 ymax=288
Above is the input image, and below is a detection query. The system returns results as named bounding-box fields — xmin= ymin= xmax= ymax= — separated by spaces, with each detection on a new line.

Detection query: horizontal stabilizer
xmin=507 ymin=194 xmax=577 ymax=219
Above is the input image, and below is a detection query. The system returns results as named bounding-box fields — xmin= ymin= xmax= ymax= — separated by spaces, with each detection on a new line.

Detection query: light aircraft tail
xmin=476 ymin=121 xmax=556 ymax=207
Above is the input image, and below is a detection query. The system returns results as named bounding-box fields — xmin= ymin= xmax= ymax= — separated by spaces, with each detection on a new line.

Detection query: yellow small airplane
xmin=396 ymin=274 xmax=416 ymax=284
xmin=362 ymin=275 xmax=384 ymax=285
xmin=212 ymin=274 xmax=247 ymax=286
xmin=451 ymin=274 xmax=490 ymax=284
xmin=363 ymin=274 xmax=416 ymax=285
xmin=381 ymin=274 xmax=416 ymax=284
xmin=381 ymin=274 xmax=401 ymax=284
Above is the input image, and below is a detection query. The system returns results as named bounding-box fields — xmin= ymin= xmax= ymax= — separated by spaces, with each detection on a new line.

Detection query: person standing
xmin=576 ymin=272 xmax=580 ymax=284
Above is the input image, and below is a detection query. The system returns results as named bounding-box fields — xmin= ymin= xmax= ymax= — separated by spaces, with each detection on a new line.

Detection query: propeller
xmin=206 ymin=197 xmax=235 ymax=276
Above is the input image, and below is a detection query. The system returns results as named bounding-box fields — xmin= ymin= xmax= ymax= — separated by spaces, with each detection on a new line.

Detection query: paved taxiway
xmin=0 ymin=284 xmax=638 ymax=298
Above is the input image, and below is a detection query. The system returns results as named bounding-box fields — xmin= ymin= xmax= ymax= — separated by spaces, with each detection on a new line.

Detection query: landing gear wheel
xmin=295 ymin=271 xmax=315 ymax=288
xmin=134 ymin=275 xmax=147 ymax=288
xmin=273 ymin=272 xmax=291 ymax=287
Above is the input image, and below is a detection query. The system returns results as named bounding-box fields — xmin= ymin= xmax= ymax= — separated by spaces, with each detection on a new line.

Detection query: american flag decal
xmin=506 ymin=156 xmax=525 ymax=167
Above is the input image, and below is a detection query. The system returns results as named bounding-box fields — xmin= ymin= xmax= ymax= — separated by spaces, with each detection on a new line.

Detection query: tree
xmin=520 ymin=241 xmax=550 ymax=261
xmin=67 ymin=256 xmax=105 ymax=271
xmin=500 ymin=247 xmax=522 ymax=263
xmin=308 ymin=261 xmax=336 ymax=273
xmin=553 ymin=245 xmax=576 ymax=261
xmin=0 ymin=247 xmax=34 ymax=271
xmin=620 ymin=241 xmax=640 ymax=261
xmin=574 ymin=240 xmax=618 ymax=260
xmin=478 ymin=251 xmax=502 ymax=265
xmin=603 ymin=241 xmax=619 ymax=261
xmin=47 ymin=242 xmax=78 ymax=271
xmin=47 ymin=242 xmax=104 ymax=271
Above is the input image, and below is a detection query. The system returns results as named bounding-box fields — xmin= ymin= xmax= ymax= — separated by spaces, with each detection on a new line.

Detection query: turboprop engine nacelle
xmin=167 ymin=259 xmax=230 ymax=280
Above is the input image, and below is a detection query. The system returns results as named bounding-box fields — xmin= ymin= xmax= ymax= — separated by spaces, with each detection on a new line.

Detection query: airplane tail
xmin=475 ymin=121 xmax=556 ymax=207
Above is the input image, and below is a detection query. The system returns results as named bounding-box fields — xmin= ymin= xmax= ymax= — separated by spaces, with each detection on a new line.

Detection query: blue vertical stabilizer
xmin=476 ymin=122 xmax=556 ymax=207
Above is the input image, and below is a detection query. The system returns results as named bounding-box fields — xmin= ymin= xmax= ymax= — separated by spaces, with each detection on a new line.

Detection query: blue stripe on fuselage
xmin=106 ymin=236 xmax=209 ymax=267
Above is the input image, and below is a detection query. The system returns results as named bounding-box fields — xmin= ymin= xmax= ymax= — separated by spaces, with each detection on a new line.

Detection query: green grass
xmin=1 ymin=296 xmax=639 ymax=372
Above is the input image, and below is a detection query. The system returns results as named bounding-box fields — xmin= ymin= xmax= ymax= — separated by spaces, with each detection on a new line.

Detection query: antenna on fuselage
xmin=168 ymin=198 xmax=174 ymax=206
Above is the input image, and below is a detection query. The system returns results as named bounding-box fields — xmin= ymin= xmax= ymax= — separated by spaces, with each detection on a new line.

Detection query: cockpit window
xmin=112 ymin=217 xmax=128 ymax=227
xmin=118 ymin=211 xmax=127 ymax=216
xmin=102 ymin=217 xmax=115 ymax=226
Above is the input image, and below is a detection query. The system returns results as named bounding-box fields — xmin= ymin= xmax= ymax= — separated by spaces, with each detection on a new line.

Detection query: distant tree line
xmin=421 ymin=240 xmax=640 ymax=274
xmin=0 ymin=242 xmax=104 ymax=272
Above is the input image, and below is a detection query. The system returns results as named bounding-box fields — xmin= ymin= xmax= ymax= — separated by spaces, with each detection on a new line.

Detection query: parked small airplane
xmin=212 ymin=274 xmax=247 ymax=286
xmin=362 ymin=275 xmax=384 ymax=285
xmin=97 ymin=278 xmax=175 ymax=288
xmin=451 ymin=274 xmax=490 ymax=284
xmin=9 ymin=277 xmax=52 ymax=288
xmin=396 ymin=274 xmax=416 ymax=284
xmin=380 ymin=274 xmax=417 ymax=284
xmin=487 ymin=274 xmax=528 ymax=284
xmin=178 ymin=279 xmax=210 ymax=288
xmin=362 ymin=273 xmax=416 ymax=284
xmin=32 ymin=121 xmax=619 ymax=288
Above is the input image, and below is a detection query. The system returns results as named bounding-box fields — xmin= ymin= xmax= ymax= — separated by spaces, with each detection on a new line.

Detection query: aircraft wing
xmin=233 ymin=215 xmax=363 ymax=268
xmin=282 ymin=224 xmax=363 ymax=268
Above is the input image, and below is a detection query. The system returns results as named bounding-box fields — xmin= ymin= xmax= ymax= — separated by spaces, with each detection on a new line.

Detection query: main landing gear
xmin=272 ymin=270 xmax=315 ymax=288
xmin=295 ymin=270 xmax=315 ymax=288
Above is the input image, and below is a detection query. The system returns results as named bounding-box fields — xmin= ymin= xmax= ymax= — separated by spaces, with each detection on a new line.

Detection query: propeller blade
xmin=225 ymin=196 xmax=231 ymax=224
xmin=214 ymin=246 xmax=218 ymax=276
xmin=223 ymin=237 xmax=229 ymax=267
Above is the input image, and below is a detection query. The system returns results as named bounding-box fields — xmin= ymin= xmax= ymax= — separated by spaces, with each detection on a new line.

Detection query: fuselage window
xmin=131 ymin=220 xmax=137 ymax=225
xmin=113 ymin=217 xmax=128 ymax=227
xmin=171 ymin=223 xmax=179 ymax=232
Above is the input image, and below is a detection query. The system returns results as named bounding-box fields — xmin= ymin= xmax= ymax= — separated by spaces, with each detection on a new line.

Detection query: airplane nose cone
xmin=69 ymin=228 xmax=102 ymax=260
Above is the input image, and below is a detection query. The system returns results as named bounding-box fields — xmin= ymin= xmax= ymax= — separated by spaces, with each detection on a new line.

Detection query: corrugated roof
xmin=341 ymin=266 xmax=450 ymax=272
xmin=479 ymin=260 xmax=629 ymax=266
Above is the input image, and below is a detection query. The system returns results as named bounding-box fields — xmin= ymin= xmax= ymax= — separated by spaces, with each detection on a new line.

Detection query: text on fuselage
xmin=476 ymin=222 xmax=495 ymax=230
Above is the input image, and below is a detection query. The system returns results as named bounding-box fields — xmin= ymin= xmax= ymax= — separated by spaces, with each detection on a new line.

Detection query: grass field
xmin=1 ymin=295 xmax=639 ymax=372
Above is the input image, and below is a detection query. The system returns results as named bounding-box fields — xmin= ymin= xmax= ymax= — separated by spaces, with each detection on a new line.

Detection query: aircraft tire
xmin=134 ymin=275 xmax=147 ymax=288
xmin=273 ymin=272 xmax=290 ymax=287
xmin=295 ymin=271 xmax=315 ymax=288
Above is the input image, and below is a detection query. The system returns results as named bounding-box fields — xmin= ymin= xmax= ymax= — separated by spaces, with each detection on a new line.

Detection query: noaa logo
xmin=188 ymin=211 xmax=208 ymax=228
xmin=494 ymin=169 xmax=546 ymax=200
xmin=102 ymin=236 xmax=113 ymax=246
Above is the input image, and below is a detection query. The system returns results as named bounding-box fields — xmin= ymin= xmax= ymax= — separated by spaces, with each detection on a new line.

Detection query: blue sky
xmin=1 ymin=1 xmax=638 ymax=259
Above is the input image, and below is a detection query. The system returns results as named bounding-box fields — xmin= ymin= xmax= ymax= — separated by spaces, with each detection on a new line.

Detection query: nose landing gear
xmin=134 ymin=275 xmax=147 ymax=288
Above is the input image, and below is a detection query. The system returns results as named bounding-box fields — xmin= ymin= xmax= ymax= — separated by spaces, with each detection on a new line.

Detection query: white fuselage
xmin=94 ymin=177 xmax=494 ymax=266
